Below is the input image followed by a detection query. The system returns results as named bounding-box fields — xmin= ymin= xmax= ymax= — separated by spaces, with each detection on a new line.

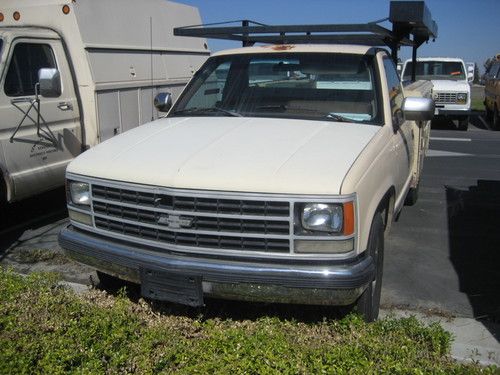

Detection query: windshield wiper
xmin=326 ymin=113 xmax=366 ymax=123
xmin=255 ymin=104 xmax=287 ymax=111
xmin=170 ymin=107 xmax=242 ymax=117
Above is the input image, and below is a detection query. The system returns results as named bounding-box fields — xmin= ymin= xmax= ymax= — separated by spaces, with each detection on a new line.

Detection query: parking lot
xmin=1 ymin=115 xmax=499 ymax=326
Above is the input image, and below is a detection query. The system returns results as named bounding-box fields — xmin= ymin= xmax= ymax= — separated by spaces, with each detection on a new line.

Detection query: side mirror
xmin=402 ymin=97 xmax=435 ymax=122
xmin=154 ymin=92 xmax=172 ymax=112
xmin=38 ymin=68 xmax=61 ymax=97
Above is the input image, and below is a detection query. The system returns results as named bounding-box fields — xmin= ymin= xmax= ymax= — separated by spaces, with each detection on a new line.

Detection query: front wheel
xmin=355 ymin=213 xmax=384 ymax=322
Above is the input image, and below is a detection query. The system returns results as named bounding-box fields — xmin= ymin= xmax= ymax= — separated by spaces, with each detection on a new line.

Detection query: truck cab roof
xmin=212 ymin=44 xmax=377 ymax=57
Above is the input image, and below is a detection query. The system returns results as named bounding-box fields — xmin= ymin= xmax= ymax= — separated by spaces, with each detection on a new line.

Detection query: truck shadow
xmin=98 ymin=280 xmax=348 ymax=323
xmin=431 ymin=114 xmax=489 ymax=131
xmin=0 ymin=187 xmax=67 ymax=259
xmin=446 ymin=180 xmax=500 ymax=336
xmin=431 ymin=117 xmax=459 ymax=130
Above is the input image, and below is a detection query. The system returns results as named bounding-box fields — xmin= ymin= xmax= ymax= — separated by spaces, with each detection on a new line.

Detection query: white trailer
xmin=0 ymin=0 xmax=209 ymax=203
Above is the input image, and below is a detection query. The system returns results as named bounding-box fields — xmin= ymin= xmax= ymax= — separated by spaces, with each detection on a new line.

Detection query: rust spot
xmin=264 ymin=44 xmax=295 ymax=51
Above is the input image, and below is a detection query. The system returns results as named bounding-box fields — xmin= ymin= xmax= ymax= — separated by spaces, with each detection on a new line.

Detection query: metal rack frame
xmin=174 ymin=1 xmax=438 ymax=81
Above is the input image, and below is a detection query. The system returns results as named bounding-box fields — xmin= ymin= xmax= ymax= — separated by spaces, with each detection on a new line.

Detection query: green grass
xmin=471 ymin=97 xmax=485 ymax=112
xmin=0 ymin=268 xmax=497 ymax=374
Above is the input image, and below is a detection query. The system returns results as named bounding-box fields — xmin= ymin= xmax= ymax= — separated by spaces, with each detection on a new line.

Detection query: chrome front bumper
xmin=59 ymin=226 xmax=374 ymax=306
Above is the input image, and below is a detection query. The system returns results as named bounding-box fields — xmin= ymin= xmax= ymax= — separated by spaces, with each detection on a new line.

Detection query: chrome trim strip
xmin=67 ymin=205 xmax=91 ymax=215
xmin=70 ymin=223 xmax=357 ymax=261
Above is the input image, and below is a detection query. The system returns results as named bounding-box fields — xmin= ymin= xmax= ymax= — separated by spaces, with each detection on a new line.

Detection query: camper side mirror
xmin=154 ymin=92 xmax=173 ymax=112
xmin=402 ymin=97 xmax=435 ymax=122
xmin=38 ymin=68 xmax=61 ymax=97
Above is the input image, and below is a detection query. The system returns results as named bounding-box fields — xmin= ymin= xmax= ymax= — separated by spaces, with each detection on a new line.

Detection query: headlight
xmin=69 ymin=181 xmax=90 ymax=206
xmin=301 ymin=203 xmax=344 ymax=233
xmin=456 ymin=93 xmax=467 ymax=103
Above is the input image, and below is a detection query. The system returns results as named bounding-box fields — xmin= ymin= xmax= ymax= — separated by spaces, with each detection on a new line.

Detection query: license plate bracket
xmin=140 ymin=268 xmax=203 ymax=307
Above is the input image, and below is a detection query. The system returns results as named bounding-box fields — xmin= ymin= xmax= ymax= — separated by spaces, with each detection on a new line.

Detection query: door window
xmin=4 ymin=43 xmax=57 ymax=97
xmin=383 ymin=56 xmax=404 ymax=126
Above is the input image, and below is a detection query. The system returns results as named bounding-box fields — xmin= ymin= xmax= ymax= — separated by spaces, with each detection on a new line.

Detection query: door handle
xmin=58 ymin=102 xmax=73 ymax=111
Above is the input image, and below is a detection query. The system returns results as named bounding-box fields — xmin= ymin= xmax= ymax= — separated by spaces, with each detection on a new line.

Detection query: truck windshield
xmin=402 ymin=61 xmax=466 ymax=81
xmin=170 ymin=53 xmax=382 ymax=125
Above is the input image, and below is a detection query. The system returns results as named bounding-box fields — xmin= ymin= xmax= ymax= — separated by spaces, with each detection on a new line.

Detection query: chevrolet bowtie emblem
xmin=157 ymin=215 xmax=194 ymax=229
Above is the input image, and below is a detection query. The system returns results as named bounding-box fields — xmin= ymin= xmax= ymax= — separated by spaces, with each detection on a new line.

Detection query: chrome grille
xmin=92 ymin=201 xmax=290 ymax=235
xmin=92 ymin=185 xmax=289 ymax=216
xmin=435 ymin=92 xmax=457 ymax=104
xmin=91 ymin=184 xmax=291 ymax=253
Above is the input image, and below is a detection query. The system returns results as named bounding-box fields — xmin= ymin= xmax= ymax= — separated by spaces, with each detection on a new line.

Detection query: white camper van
xmin=0 ymin=0 xmax=208 ymax=204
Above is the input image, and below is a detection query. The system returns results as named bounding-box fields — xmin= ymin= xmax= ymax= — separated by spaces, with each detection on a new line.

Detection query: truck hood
xmin=431 ymin=80 xmax=469 ymax=92
xmin=68 ymin=117 xmax=380 ymax=195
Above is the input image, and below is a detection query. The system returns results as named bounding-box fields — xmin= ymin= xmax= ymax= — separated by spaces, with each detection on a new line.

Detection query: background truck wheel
xmin=494 ymin=106 xmax=500 ymax=130
xmin=485 ymin=106 xmax=493 ymax=121
xmin=457 ymin=116 xmax=469 ymax=131
xmin=0 ymin=176 xmax=6 ymax=224
xmin=355 ymin=213 xmax=384 ymax=322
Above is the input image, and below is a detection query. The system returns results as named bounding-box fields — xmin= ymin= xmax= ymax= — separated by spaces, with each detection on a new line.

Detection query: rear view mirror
xmin=402 ymin=97 xmax=435 ymax=122
xmin=154 ymin=92 xmax=172 ymax=112
xmin=38 ymin=68 xmax=61 ymax=97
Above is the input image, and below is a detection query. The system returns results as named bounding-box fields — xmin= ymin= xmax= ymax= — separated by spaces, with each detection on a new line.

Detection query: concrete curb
xmin=380 ymin=309 xmax=499 ymax=366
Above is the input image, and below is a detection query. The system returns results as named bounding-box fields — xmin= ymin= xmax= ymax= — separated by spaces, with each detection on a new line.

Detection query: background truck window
xmin=4 ymin=43 xmax=57 ymax=97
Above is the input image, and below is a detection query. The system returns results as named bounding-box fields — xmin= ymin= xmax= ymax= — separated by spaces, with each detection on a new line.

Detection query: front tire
xmin=355 ymin=213 xmax=384 ymax=322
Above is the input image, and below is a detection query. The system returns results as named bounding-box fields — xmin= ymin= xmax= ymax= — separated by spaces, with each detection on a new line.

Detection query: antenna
xmin=150 ymin=16 xmax=154 ymax=121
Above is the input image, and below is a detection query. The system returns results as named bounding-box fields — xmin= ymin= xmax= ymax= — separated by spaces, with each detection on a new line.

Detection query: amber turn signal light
xmin=343 ymin=201 xmax=355 ymax=236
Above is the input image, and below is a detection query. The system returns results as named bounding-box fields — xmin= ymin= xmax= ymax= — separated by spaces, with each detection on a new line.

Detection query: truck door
xmin=0 ymin=38 xmax=81 ymax=201
xmin=382 ymin=56 xmax=414 ymax=199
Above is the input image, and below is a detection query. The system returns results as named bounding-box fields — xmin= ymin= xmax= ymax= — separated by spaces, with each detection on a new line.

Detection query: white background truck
xmin=401 ymin=57 xmax=471 ymax=130
xmin=59 ymin=2 xmax=437 ymax=321
xmin=0 ymin=0 xmax=208 ymax=205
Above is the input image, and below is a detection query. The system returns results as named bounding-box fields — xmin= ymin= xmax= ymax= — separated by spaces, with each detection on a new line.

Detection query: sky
xmin=175 ymin=0 xmax=499 ymax=73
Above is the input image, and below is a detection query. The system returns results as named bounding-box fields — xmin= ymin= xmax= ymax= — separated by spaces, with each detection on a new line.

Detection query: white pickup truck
xmin=59 ymin=4 xmax=437 ymax=321
xmin=401 ymin=57 xmax=471 ymax=130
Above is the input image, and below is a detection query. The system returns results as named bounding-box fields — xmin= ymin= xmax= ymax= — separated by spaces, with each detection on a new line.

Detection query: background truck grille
xmin=435 ymin=92 xmax=457 ymax=104
xmin=91 ymin=184 xmax=291 ymax=253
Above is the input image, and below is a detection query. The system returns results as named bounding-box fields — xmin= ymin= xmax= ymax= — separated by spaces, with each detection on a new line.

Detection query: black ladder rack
xmin=174 ymin=1 xmax=438 ymax=80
